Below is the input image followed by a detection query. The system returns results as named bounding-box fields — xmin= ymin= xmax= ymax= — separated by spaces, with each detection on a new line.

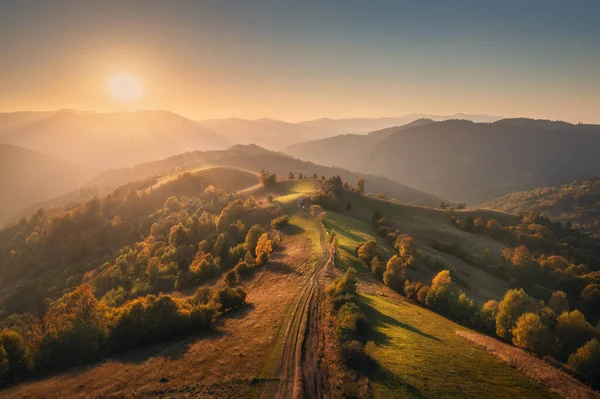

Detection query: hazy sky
xmin=1 ymin=0 xmax=599 ymax=122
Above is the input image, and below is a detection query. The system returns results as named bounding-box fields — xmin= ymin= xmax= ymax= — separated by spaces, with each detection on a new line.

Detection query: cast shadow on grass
xmin=369 ymin=362 xmax=431 ymax=399
xmin=360 ymin=297 xmax=441 ymax=345
xmin=283 ymin=223 xmax=305 ymax=236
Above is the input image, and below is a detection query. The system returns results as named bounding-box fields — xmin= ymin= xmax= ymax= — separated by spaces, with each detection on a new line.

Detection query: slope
xmin=483 ymin=177 xmax=600 ymax=234
xmin=0 ymin=143 xmax=95 ymax=226
xmin=86 ymin=145 xmax=443 ymax=207
xmin=286 ymin=118 xmax=600 ymax=203
xmin=0 ymin=110 xmax=231 ymax=169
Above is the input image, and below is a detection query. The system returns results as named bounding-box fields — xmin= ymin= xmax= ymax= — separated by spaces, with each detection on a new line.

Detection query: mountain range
xmin=286 ymin=118 xmax=600 ymax=204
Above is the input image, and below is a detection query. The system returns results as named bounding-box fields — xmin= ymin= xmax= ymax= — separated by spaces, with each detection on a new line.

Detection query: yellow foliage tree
xmin=255 ymin=233 xmax=273 ymax=265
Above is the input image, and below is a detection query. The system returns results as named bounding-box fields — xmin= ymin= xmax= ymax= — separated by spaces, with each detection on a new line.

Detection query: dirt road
xmin=259 ymin=196 xmax=329 ymax=399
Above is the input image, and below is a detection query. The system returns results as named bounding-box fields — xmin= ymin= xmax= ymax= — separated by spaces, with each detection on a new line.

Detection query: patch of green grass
xmin=361 ymin=294 xmax=557 ymax=399
xmin=323 ymin=211 xmax=392 ymax=274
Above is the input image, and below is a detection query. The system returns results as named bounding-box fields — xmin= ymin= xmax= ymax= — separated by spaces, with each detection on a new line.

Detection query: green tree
xmin=548 ymin=291 xmax=569 ymax=316
xmin=383 ymin=255 xmax=406 ymax=292
xmin=556 ymin=310 xmax=594 ymax=359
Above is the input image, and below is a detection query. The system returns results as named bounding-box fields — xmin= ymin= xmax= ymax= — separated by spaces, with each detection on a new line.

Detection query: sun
xmin=107 ymin=73 xmax=143 ymax=102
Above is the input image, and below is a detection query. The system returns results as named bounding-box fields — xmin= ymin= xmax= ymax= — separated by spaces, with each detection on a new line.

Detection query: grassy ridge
xmin=361 ymin=294 xmax=557 ymax=399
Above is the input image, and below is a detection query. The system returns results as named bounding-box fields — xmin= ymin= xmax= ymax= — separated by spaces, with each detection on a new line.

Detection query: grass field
xmin=340 ymin=193 xmax=510 ymax=302
xmin=361 ymin=294 xmax=557 ymax=399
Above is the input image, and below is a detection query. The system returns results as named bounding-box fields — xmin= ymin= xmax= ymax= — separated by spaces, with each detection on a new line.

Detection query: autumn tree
xmin=356 ymin=177 xmax=365 ymax=194
xmin=383 ymin=255 xmax=406 ymax=292
xmin=245 ymin=224 xmax=266 ymax=254
xmin=259 ymin=170 xmax=277 ymax=187
xmin=512 ymin=313 xmax=557 ymax=356
xmin=547 ymin=291 xmax=569 ymax=316
xmin=568 ymin=338 xmax=600 ymax=384
xmin=357 ymin=240 xmax=378 ymax=264
xmin=556 ymin=310 xmax=594 ymax=359
xmin=255 ymin=233 xmax=273 ymax=265
xmin=495 ymin=288 xmax=538 ymax=339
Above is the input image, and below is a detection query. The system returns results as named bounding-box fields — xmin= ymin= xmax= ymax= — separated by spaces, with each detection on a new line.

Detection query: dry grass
xmin=3 ymin=219 xmax=317 ymax=399
xmin=456 ymin=330 xmax=600 ymax=399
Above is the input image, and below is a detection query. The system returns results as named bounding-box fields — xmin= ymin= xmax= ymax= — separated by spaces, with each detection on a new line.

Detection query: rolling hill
xmin=286 ymin=118 xmax=600 ymax=204
xmin=0 ymin=110 xmax=231 ymax=169
xmin=0 ymin=144 xmax=95 ymax=226
xmin=483 ymin=177 xmax=600 ymax=234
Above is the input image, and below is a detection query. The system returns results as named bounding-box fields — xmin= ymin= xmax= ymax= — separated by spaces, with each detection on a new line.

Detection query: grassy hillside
xmin=483 ymin=177 xmax=600 ymax=234
xmin=286 ymin=118 xmax=600 ymax=203
xmin=361 ymin=294 xmax=556 ymax=399
xmin=0 ymin=143 xmax=95 ymax=226
xmin=332 ymin=191 xmax=514 ymax=302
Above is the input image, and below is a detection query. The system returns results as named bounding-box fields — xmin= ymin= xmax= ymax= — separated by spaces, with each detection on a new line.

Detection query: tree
xmin=259 ymin=170 xmax=277 ymax=187
xmin=357 ymin=240 xmax=378 ymax=263
xmin=395 ymin=234 xmax=418 ymax=260
xmin=288 ymin=172 xmax=295 ymax=179
xmin=224 ymin=270 xmax=238 ymax=286
xmin=495 ymin=288 xmax=538 ymax=339
xmin=556 ymin=310 xmax=594 ymax=359
xmin=568 ymin=338 xmax=600 ymax=384
xmin=356 ymin=177 xmax=365 ymax=194
xmin=512 ymin=313 xmax=557 ymax=356
xmin=547 ymin=291 xmax=569 ymax=316
xmin=271 ymin=215 xmax=289 ymax=230
xmin=370 ymin=257 xmax=385 ymax=279
xmin=474 ymin=300 xmax=500 ymax=334
xmin=346 ymin=201 xmax=353 ymax=211
xmin=383 ymin=255 xmax=406 ymax=292
xmin=255 ymin=233 xmax=273 ymax=265
xmin=313 ymin=173 xmax=318 ymax=179
xmin=426 ymin=270 xmax=460 ymax=316
xmin=245 ymin=225 xmax=266 ymax=253
xmin=298 ymin=173 xmax=304 ymax=179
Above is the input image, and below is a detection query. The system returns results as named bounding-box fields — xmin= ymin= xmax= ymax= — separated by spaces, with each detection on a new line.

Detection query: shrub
xmin=383 ymin=255 xmax=406 ymax=292
xmin=234 ymin=261 xmax=251 ymax=276
xmin=224 ymin=270 xmax=238 ymax=286
xmin=211 ymin=287 xmax=246 ymax=311
xmin=340 ymin=340 xmax=368 ymax=370
xmin=271 ymin=215 xmax=289 ymax=230
xmin=568 ymin=338 xmax=600 ymax=385
xmin=336 ymin=303 xmax=368 ymax=342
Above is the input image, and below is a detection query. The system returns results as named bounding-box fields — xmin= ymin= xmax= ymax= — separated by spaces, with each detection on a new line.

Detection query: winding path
xmin=259 ymin=196 xmax=330 ymax=399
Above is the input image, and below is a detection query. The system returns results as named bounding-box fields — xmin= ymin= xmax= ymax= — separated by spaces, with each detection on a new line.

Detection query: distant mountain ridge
xmin=285 ymin=118 xmax=600 ymax=204
xmin=0 ymin=143 xmax=95 ymax=226
xmin=0 ymin=110 xmax=231 ymax=169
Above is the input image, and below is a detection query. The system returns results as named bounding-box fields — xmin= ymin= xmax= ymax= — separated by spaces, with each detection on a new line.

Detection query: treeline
xmin=0 ymin=283 xmax=246 ymax=385
xmin=358 ymin=232 xmax=600 ymax=386
xmin=325 ymin=268 xmax=371 ymax=397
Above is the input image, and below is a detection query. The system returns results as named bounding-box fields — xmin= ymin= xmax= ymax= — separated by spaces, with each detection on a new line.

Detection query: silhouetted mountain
xmin=0 ymin=144 xmax=95 ymax=225
xmin=0 ymin=110 xmax=231 ymax=169
xmin=286 ymin=118 xmax=600 ymax=203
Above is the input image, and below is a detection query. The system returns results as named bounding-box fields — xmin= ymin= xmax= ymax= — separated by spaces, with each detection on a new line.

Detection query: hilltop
xmin=286 ymin=118 xmax=600 ymax=203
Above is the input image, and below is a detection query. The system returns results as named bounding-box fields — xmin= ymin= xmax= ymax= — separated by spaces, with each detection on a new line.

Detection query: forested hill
xmin=86 ymin=145 xmax=443 ymax=207
xmin=483 ymin=177 xmax=600 ymax=234
xmin=285 ymin=118 xmax=600 ymax=204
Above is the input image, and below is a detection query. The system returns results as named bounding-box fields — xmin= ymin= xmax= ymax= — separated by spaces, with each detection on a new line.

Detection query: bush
xmin=271 ymin=215 xmax=289 ymax=230
xmin=568 ymin=338 xmax=600 ymax=385
xmin=211 ymin=287 xmax=246 ymax=311
xmin=224 ymin=270 xmax=238 ymax=286
xmin=234 ymin=261 xmax=251 ymax=276
xmin=336 ymin=303 xmax=368 ymax=342
xmin=383 ymin=255 xmax=406 ymax=292
xmin=340 ymin=340 xmax=368 ymax=370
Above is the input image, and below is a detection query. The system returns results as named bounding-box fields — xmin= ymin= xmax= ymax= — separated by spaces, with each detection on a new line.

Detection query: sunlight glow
xmin=107 ymin=73 xmax=143 ymax=102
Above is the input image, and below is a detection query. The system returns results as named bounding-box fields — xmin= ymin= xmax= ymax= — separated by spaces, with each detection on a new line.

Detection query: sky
xmin=0 ymin=0 xmax=599 ymax=122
